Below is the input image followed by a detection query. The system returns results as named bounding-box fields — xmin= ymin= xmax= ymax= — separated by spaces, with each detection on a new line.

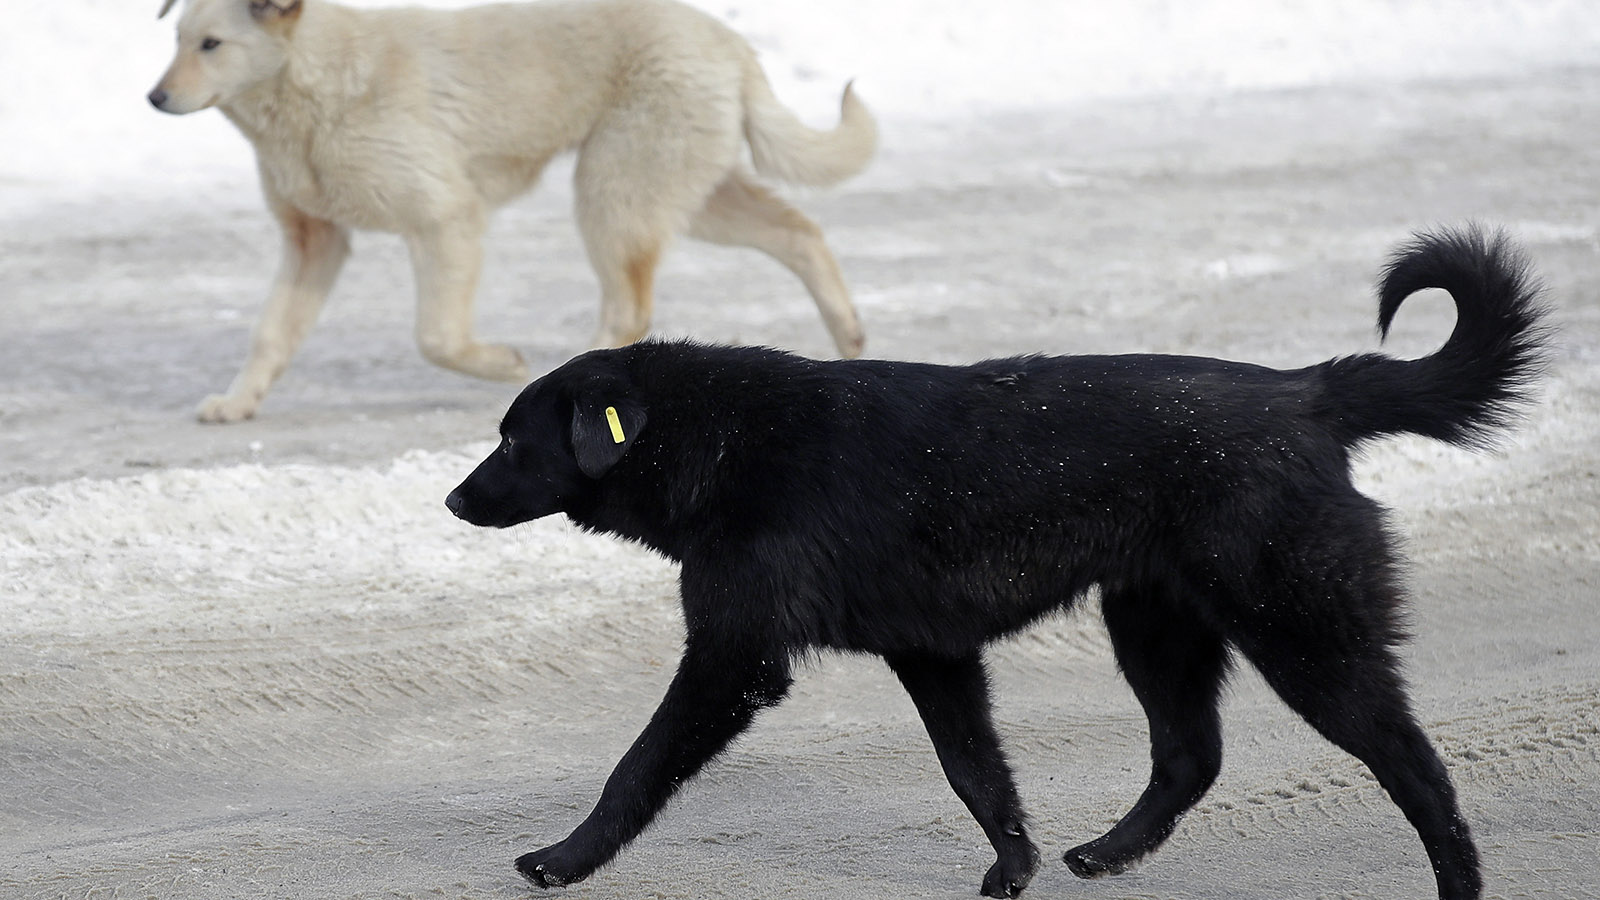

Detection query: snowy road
xmin=3 ymin=14 xmax=1599 ymax=900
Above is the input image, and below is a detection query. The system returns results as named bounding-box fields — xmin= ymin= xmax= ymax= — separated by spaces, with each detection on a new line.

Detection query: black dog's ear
xmin=571 ymin=396 xmax=647 ymax=479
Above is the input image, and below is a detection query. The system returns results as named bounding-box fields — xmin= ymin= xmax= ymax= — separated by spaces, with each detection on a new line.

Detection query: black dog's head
xmin=446 ymin=354 xmax=648 ymax=528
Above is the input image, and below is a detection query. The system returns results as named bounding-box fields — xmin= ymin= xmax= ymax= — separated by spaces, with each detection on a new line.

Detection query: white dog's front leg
xmin=198 ymin=206 xmax=350 ymax=423
xmin=407 ymin=220 xmax=529 ymax=383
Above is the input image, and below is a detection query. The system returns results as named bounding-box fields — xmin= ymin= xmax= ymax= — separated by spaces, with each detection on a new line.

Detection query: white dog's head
xmin=148 ymin=0 xmax=303 ymax=114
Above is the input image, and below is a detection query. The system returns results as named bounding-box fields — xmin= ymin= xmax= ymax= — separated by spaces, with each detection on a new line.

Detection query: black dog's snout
xmin=147 ymin=89 xmax=169 ymax=110
xmin=445 ymin=489 xmax=466 ymax=518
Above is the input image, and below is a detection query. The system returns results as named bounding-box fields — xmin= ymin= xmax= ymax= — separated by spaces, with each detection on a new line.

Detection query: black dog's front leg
xmin=887 ymin=651 xmax=1040 ymax=898
xmin=517 ymin=639 xmax=793 ymax=887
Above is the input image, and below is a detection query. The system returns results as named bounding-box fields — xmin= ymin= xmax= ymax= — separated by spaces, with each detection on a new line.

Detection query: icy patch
xmin=853 ymin=281 xmax=954 ymax=312
xmin=1201 ymin=254 xmax=1289 ymax=280
xmin=1506 ymin=220 xmax=1600 ymax=247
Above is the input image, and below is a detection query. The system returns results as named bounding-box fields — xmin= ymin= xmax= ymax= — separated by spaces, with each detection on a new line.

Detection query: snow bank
xmin=0 ymin=446 xmax=676 ymax=632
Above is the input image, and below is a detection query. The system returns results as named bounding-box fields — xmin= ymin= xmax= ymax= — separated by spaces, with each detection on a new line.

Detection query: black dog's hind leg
xmin=1231 ymin=598 xmax=1481 ymax=898
xmin=1220 ymin=495 xmax=1481 ymax=900
xmin=516 ymin=638 xmax=793 ymax=888
xmin=887 ymin=651 xmax=1040 ymax=898
xmin=1064 ymin=583 xmax=1231 ymax=878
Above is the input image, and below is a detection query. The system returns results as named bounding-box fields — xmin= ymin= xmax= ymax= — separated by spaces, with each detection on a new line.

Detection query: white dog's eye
xmin=201 ymin=37 xmax=222 ymax=51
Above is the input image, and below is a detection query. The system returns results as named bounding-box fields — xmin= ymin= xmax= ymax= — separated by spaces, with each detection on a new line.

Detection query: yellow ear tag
xmin=605 ymin=406 xmax=626 ymax=444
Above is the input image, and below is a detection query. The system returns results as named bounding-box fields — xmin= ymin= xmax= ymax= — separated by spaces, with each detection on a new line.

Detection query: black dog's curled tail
xmin=1320 ymin=225 xmax=1552 ymax=449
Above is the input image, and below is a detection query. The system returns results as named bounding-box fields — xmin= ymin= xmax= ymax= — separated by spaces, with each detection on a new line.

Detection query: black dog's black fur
xmin=447 ymin=227 xmax=1547 ymax=900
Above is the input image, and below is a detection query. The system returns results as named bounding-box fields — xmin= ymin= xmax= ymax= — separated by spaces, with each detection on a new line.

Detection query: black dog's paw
xmin=515 ymin=841 xmax=591 ymax=889
xmin=981 ymin=834 xmax=1040 ymax=897
xmin=1062 ymin=842 xmax=1135 ymax=880
xmin=980 ymin=865 xmax=1032 ymax=898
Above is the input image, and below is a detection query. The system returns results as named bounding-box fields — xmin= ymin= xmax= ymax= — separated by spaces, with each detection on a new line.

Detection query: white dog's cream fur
xmin=151 ymin=0 xmax=876 ymax=422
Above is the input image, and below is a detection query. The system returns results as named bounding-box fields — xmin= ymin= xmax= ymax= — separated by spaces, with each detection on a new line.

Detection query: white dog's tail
xmin=741 ymin=60 xmax=878 ymax=187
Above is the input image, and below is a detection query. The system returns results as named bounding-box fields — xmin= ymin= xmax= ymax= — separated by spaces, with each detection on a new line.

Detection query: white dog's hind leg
xmin=573 ymin=178 xmax=673 ymax=350
xmin=689 ymin=171 xmax=865 ymax=358
xmin=407 ymin=218 xmax=529 ymax=383
xmin=574 ymin=86 xmax=743 ymax=350
xmin=585 ymin=240 xmax=662 ymax=350
xmin=574 ymin=165 xmax=674 ymax=351
xmin=197 ymin=206 xmax=350 ymax=423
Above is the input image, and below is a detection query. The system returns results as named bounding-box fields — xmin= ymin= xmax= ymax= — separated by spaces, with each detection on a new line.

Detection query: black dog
xmin=447 ymin=227 xmax=1546 ymax=900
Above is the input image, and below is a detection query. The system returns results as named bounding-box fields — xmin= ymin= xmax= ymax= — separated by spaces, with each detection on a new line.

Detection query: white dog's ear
xmin=248 ymin=0 xmax=303 ymax=23
xmin=157 ymin=0 xmax=180 ymax=19
xmin=570 ymin=396 xmax=647 ymax=479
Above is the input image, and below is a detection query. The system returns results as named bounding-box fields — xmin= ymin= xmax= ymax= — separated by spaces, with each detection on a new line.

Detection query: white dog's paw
xmin=483 ymin=344 xmax=529 ymax=382
xmin=196 ymin=392 xmax=259 ymax=424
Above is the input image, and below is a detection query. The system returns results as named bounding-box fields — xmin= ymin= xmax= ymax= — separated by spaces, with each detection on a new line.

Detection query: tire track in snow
xmin=1185 ymin=682 xmax=1600 ymax=840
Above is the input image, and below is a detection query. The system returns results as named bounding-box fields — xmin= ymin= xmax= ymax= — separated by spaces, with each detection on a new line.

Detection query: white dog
xmin=150 ymin=0 xmax=876 ymax=422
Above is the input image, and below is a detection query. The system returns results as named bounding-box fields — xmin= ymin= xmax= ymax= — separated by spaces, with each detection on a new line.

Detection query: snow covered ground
xmin=3 ymin=2 xmax=1599 ymax=898
xmin=7 ymin=0 xmax=1600 ymax=205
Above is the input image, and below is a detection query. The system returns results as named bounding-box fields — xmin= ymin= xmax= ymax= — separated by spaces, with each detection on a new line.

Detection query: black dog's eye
xmin=201 ymin=37 xmax=222 ymax=51
xmin=501 ymin=438 xmax=514 ymax=457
